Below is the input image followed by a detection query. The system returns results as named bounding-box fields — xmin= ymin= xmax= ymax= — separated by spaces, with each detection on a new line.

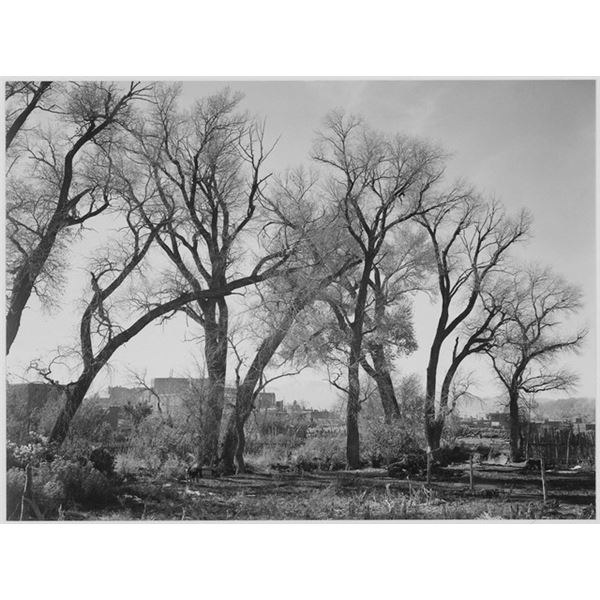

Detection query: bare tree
xmin=31 ymin=171 xmax=268 ymax=446
xmin=312 ymin=111 xmax=445 ymax=468
xmin=416 ymin=196 xmax=530 ymax=452
xmin=218 ymin=170 xmax=359 ymax=473
xmin=5 ymin=81 xmax=150 ymax=353
xmin=485 ymin=266 xmax=586 ymax=461
xmin=130 ymin=86 xmax=299 ymax=467
xmin=357 ymin=227 xmax=433 ymax=423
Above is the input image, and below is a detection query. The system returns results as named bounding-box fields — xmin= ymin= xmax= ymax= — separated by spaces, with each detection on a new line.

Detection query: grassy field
xmin=59 ymin=463 xmax=595 ymax=521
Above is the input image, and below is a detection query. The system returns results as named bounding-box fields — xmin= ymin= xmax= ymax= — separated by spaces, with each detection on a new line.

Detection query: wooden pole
xmin=469 ymin=453 xmax=474 ymax=493
xmin=565 ymin=428 xmax=572 ymax=467
xmin=540 ymin=455 xmax=547 ymax=503
xmin=426 ymin=451 xmax=432 ymax=486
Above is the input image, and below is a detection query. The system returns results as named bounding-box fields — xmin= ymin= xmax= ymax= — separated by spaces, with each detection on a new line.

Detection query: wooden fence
xmin=525 ymin=427 xmax=595 ymax=466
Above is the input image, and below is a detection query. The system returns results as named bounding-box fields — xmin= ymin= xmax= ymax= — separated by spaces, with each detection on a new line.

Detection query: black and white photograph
xmin=3 ymin=79 xmax=596 ymax=521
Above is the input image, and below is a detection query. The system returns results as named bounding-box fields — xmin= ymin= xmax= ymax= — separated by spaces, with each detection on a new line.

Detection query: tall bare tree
xmin=312 ymin=111 xmax=446 ymax=467
xmin=5 ymin=81 xmax=150 ymax=353
xmin=416 ymin=197 xmax=530 ymax=452
xmin=131 ymin=86 xmax=296 ymax=466
xmin=357 ymin=228 xmax=433 ymax=422
xmin=32 ymin=190 xmax=263 ymax=447
xmin=218 ymin=171 xmax=359 ymax=472
xmin=485 ymin=267 xmax=586 ymax=461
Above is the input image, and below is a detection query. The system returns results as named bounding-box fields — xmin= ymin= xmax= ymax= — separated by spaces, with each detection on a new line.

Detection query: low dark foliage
xmin=89 ymin=447 xmax=115 ymax=476
xmin=387 ymin=451 xmax=427 ymax=478
xmin=434 ymin=445 xmax=471 ymax=467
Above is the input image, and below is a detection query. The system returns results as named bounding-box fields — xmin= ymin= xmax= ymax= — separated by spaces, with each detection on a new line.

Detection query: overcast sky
xmin=6 ymin=80 xmax=596 ymax=407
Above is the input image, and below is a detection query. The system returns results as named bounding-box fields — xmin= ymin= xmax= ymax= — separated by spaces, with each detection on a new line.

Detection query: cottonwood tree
xmin=317 ymin=230 xmax=428 ymax=425
xmin=357 ymin=228 xmax=433 ymax=423
xmin=416 ymin=196 xmax=530 ymax=453
xmin=5 ymin=81 xmax=149 ymax=354
xmin=130 ymin=86 xmax=298 ymax=467
xmin=312 ymin=111 xmax=445 ymax=468
xmin=485 ymin=267 xmax=586 ymax=461
xmin=32 ymin=185 xmax=262 ymax=446
xmin=218 ymin=170 xmax=359 ymax=473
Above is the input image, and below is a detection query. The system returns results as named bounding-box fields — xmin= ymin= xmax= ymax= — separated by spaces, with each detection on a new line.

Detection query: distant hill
xmin=534 ymin=397 xmax=595 ymax=420
xmin=455 ymin=393 xmax=595 ymax=421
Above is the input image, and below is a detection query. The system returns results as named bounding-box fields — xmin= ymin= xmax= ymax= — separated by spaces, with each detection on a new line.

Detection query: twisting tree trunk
xmin=360 ymin=346 xmax=400 ymax=424
xmin=219 ymin=250 xmax=359 ymax=474
xmin=219 ymin=296 xmax=308 ymax=474
xmin=49 ymin=372 xmax=100 ymax=446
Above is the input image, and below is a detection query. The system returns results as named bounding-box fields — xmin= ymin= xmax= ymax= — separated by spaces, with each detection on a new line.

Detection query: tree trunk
xmin=6 ymin=221 xmax=62 ymax=354
xmin=424 ymin=341 xmax=442 ymax=452
xmin=199 ymin=300 xmax=228 ymax=467
xmin=345 ymin=258 xmax=373 ymax=470
xmin=6 ymin=82 xmax=52 ymax=150
xmin=219 ymin=297 xmax=306 ymax=473
xmin=48 ymin=375 xmax=95 ymax=447
xmin=369 ymin=344 xmax=400 ymax=424
xmin=508 ymin=389 xmax=521 ymax=462
xmin=220 ymin=417 xmax=238 ymax=475
xmin=235 ymin=422 xmax=246 ymax=473
xmin=426 ymin=420 xmax=444 ymax=453
xmin=430 ymin=356 xmax=463 ymax=451
xmin=6 ymin=96 xmax=126 ymax=354
xmin=346 ymin=357 xmax=361 ymax=469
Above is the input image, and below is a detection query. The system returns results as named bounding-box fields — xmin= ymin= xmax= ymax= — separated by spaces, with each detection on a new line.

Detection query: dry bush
xmin=294 ymin=436 xmax=346 ymax=471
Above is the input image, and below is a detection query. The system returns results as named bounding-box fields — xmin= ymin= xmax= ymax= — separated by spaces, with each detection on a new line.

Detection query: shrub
xmin=44 ymin=458 xmax=114 ymax=508
xmin=6 ymin=468 xmax=27 ymax=519
xmin=63 ymin=406 xmax=116 ymax=453
xmin=387 ymin=451 xmax=428 ymax=478
xmin=157 ymin=455 xmax=188 ymax=481
xmin=7 ymin=457 xmax=116 ymax=519
xmin=89 ymin=448 xmax=115 ymax=476
xmin=295 ymin=436 xmax=346 ymax=471
xmin=434 ymin=444 xmax=471 ymax=467
xmin=361 ymin=421 xmax=423 ymax=466
xmin=6 ymin=432 xmax=56 ymax=469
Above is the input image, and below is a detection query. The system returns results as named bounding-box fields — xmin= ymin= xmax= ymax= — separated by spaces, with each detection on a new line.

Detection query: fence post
xmin=469 ymin=453 xmax=474 ymax=493
xmin=540 ymin=455 xmax=547 ymax=503
xmin=426 ymin=451 xmax=432 ymax=486
xmin=565 ymin=429 xmax=572 ymax=467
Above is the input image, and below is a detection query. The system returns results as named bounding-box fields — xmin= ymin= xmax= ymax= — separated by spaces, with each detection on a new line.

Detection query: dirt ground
xmin=72 ymin=462 xmax=595 ymax=521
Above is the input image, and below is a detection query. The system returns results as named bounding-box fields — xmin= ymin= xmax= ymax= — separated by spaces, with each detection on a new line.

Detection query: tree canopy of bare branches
xmin=416 ymin=195 xmax=531 ymax=451
xmin=6 ymin=81 xmax=150 ymax=354
xmin=5 ymin=81 xmax=53 ymax=150
xmin=129 ymin=86 xmax=302 ymax=466
xmin=218 ymin=170 xmax=360 ymax=473
xmin=485 ymin=266 xmax=586 ymax=461
xmin=312 ymin=111 xmax=446 ymax=467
